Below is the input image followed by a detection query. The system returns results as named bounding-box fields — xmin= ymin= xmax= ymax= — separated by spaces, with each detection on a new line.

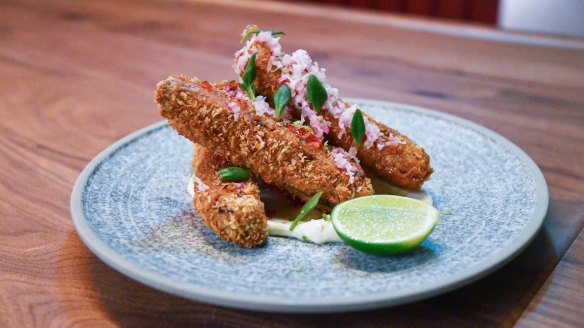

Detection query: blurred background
xmin=280 ymin=0 xmax=584 ymax=37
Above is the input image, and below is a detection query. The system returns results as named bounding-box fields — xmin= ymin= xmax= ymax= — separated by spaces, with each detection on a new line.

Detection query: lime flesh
xmin=331 ymin=195 xmax=439 ymax=255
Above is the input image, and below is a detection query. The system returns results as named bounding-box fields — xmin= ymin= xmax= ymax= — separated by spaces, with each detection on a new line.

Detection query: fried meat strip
xmin=237 ymin=26 xmax=433 ymax=190
xmin=156 ymin=75 xmax=373 ymax=208
xmin=192 ymin=144 xmax=267 ymax=247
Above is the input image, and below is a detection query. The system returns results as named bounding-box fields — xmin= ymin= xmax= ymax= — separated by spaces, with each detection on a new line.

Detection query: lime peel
xmin=331 ymin=195 xmax=439 ymax=255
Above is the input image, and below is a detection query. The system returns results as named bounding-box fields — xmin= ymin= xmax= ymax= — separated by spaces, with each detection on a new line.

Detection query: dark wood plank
xmin=0 ymin=0 xmax=583 ymax=326
xmin=517 ymin=229 xmax=584 ymax=327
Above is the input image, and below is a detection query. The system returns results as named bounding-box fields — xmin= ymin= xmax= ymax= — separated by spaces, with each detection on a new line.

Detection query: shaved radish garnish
xmin=193 ymin=175 xmax=209 ymax=192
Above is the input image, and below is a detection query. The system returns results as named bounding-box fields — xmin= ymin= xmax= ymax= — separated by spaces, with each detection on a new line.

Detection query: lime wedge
xmin=331 ymin=195 xmax=439 ymax=255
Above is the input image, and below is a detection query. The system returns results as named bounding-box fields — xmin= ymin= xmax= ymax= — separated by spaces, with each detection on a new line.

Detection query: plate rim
xmin=70 ymin=99 xmax=549 ymax=313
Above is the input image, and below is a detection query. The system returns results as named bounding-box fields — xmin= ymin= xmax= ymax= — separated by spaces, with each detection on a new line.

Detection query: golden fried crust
xmin=325 ymin=110 xmax=433 ymax=190
xmin=243 ymin=37 xmax=433 ymax=190
xmin=156 ymin=75 xmax=373 ymax=208
xmin=192 ymin=144 xmax=268 ymax=248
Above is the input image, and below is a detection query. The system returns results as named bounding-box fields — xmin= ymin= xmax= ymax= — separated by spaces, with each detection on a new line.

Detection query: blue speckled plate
xmin=70 ymin=99 xmax=548 ymax=313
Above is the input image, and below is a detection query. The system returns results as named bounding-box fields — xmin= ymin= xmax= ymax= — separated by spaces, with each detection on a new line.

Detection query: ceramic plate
xmin=70 ymin=99 xmax=548 ymax=313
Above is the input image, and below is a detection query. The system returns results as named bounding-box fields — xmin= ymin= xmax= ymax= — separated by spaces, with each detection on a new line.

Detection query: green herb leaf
xmin=241 ymin=29 xmax=260 ymax=43
xmin=217 ymin=167 xmax=251 ymax=182
xmin=293 ymin=267 xmax=302 ymax=273
xmin=273 ymin=84 xmax=291 ymax=117
xmin=241 ymin=84 xmax=255 ymax=100
xmin=307 ymin=74 xmax=327 ymax=112
xmin=240 ymin=29 xmax=285 ymax=43
xmin=323 ymin=140 xmax=330 ymax=152
xmin=293 ymin=120 xmax=303 ymax=127
xmin=242 ymin=83 xmax=254 ymax=98
xmin=440 ymin=210 xmax=453 ymax=215
xmin=270 ymin=30 xmax=285 ymax=36
xmin=242 ymin=52 xmax=257 ymax=86
xmin=289 ymin=191 xmax=323 ymax=231
xmin=302 ymin=235 xmax=311 ymax=242
xmin=240 ymin=52 xmax=257 ymax=99
xmin=350 ymin=108 xmax=365 ymax=144
xmin=322 ymin=213 xmax=331 ymax=221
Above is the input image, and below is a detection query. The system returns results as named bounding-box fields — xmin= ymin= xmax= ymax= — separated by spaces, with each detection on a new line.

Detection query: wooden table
xmin=1 ymin=0 xmax=583 ymax=326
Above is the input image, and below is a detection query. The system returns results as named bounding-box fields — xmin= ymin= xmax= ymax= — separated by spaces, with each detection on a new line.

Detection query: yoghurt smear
xmin=187 ymin=176 xmax=432 ymax=244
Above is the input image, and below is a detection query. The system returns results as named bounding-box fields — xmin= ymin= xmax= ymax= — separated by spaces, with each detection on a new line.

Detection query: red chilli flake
xmin=287 ymin=125 xmax=307 ymax=138
xmin=305 ymin=134 xmax=323 ymax=147
xmin=200 ymin=81 xmax=213 ymax=92
xmin=239 ymin=99 xmax=250 ymax=110
xmin=287 ymin=125 xmax=323 ymax=147
xmin=212 ymin=154 xmax=230 ymax=168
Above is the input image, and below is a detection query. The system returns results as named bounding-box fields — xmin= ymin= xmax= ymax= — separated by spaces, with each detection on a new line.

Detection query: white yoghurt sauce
xmin=187 ymin=176 xmax=432 ymax=244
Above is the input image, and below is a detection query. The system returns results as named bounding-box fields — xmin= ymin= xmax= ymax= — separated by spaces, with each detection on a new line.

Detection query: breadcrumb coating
xmin=239 ymin=26 xmax=433 ymax=190
xmin=192 ymin=144 xmax=268 ymax=247
xmin=155 ymin=75 xmax=373 ymax=208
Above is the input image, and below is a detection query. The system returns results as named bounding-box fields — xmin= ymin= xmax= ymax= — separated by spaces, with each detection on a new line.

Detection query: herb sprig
xmin=307 ymin=74 xmax=327 ymax=112
xmin=289 ymin=191 xmax=323 ymax=231
xmin=217 ymin=167 xmax=250 ymax=182
xmin=240 ymin=52 xmax=257 ymax=99
xmin=350 ymin=108 xmax=365 ymax=145
xmin=273 ymin=84 xmax=291 ymax=117
xmin=241 ymin=29 xmax=285 ymax=43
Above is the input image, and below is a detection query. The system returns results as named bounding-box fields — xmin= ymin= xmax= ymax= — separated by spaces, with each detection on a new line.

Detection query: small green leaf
xmin=240 ymin=52 xmax=257 ymax=99
xmin=440 ymin=210 xmax=453 ymax=215
xmin=240 ymin=83 xmax=255 ymax=100
xmin=350 ymin=108 xmax=365 ymax=145
xmin=240 ymin=29 xmax=285 ymax=43
xmin=302 ymin=235 xmax=311 ymax=242
xmin=323 ymin=140 xmax=330 ymax=152
xmin=289 ymin=191 xmax=323 ymax=231
xmin=322 ymin=213 xmax=331 ymax=221
xmin=242 ymin=52 xmax=257 ymax=86
xmin=217 ymin=167 xmax=250 ymax=182
xmin=293 ymin=267 xmax=302 ymax=273
xmin=273 ymin=84 xmax=291 ymax=117
xmin=241 ymin=29 xmax=260 ymax=43
xmin=307 ymin=74 xmax=327 ymax=112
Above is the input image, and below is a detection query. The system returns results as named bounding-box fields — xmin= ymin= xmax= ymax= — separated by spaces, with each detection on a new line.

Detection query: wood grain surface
xmin=1 ymin=0 xmax=583 ymax=326
xmin=518 ymin=231 xmax=584 ymax=327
